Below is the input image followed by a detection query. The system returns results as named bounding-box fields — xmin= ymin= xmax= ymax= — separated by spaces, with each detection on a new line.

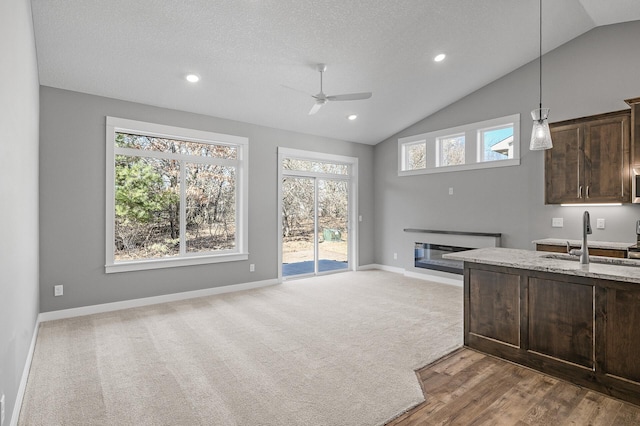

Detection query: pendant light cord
xmin=539 ymin=0 xmax=542 ymax=111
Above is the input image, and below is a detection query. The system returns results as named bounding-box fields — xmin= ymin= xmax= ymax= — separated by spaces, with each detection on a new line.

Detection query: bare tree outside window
xmin=114 ymin=133 xmax=237 ymax=261
xmin=438 ymin=135 xmax=465 ymax=166
xmin=407 ymin=143 xmax=426 ymax=170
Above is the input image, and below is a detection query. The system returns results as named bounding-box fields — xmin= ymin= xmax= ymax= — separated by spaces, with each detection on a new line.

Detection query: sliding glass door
xmin=281 ymin=176 xmax=316 ymax=276
xmin=280 ymin=154 xmax=354 ymax=278
xmin=317 ymin=178 xmax=348 ymax=273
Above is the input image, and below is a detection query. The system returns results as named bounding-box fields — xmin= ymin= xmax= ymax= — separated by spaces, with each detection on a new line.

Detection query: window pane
xmin=282 ymin=158 xmax=349 ymax=174
xmin=116 ymin=132 xmax=237 ymax=159
xmin=480 ymin=126 xmax=514 ymax=162
xmin=185 ymin=163 xmax=236 ymax=253
xmin=438 ymin=135 xmax=465 ymax=166
xmin=405 ymin=142 xmax=426 ymax=170
xmin=114 ymin=155 xmax=180 ymax=261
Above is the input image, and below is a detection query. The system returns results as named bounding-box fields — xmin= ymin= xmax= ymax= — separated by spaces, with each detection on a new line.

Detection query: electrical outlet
xmin=249 ymin=264 xmax=255 ymax=272
xmin=448 ymin=187 xmax=454 ymax=195
xmin=358 ymin=215 xmax=362 ymax=222
xmin=1 ymin=393 xmax=5 ymax=426
xmin=54 ymin=285 xmax=63 ymax=296
xmin=552 ymin=218 xmax=563 ymax=228
xmin=393 ymin=252 xmax=398 ymax=260
xmin=597 ymin=218 xmax=605 ymax=229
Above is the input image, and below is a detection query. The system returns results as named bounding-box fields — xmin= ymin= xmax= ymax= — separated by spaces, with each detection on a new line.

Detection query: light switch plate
xmin=54 ymin=285 xmax=63 ymax=296
xmin=552 ymin=218 xmax=563 ymax=228
xmin=597 ymin=218 xmax=605 ymax=229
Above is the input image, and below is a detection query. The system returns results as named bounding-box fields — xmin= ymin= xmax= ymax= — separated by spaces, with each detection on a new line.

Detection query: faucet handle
xmin=566 ymin=241 xmax=571 ymax=254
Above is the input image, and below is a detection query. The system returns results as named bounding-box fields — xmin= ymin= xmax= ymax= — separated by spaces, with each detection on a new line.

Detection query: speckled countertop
xmin=444 ymin=247 xmax=640 ymax=284
xmin=532 ymin=238 xmax=635 ymax=250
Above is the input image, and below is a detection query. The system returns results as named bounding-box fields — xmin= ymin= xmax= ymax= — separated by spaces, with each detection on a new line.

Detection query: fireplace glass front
xmin=414 ymin=242 xmax=472 ymax=275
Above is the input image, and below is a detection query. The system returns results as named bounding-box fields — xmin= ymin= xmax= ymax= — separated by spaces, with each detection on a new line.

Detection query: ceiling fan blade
xmin=326 ymin=92 xmax=372 ymax=101
xmin=309 ymin=102 xmax=323 ymax=115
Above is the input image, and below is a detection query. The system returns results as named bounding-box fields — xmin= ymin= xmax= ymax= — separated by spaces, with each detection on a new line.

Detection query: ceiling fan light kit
xmin=530 ymin=0 xmax=553 ymax=151
xmin=308 ymin=63 xmax=372 ymax=115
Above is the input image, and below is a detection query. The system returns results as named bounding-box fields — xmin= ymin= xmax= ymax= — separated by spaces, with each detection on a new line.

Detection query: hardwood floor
xmin=387 ymin=348 xmax=640 ymax=426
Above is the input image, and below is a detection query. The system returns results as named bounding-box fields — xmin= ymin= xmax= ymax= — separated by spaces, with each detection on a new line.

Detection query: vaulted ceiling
xmin=31 ymin=0 xmax=640 ymax=145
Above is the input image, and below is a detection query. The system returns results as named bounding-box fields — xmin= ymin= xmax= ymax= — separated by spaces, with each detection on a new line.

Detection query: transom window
xmin=437 ymin=134 xmax=465 ymax=166
xmin=400 ymin=140 xmax=427 ymax=171
xmin=479 ymin=125 xmax=514 ymax=162
xmin=106 ymin=117 xmax=248 ymax=273
xmin=398 ymin=114 xmax=520 ymax=176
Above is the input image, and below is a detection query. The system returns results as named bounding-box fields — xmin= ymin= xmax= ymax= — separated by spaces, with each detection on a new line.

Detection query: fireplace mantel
xmin=403 ymin=228 xmax=501 ymax=238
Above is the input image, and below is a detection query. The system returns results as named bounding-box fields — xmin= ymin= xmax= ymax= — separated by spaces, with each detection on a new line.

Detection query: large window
xmin=106 ymin=117 xmax=248 ymax=273
xmin=398 ymin=114 xmax=520 ymax=176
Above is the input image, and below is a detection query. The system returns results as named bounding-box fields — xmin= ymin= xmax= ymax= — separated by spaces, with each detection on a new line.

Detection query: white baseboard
xmin=358 ymin=263 xmax=405 ymax=274
xmin=38 ymin=278 xmax=280 ymax=322
xmin=11 ymin=319 xmax=40 ymax=426
xmin=359 ymin=264 xmax=463 ymax=287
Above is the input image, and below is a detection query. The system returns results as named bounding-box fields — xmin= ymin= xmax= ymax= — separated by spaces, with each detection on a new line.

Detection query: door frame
xmin=277 ymin=147 xmax=358 ymax=281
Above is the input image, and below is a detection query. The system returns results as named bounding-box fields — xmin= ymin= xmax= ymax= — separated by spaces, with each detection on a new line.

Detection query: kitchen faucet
xmin=567 ymin=211 xmax=592 ymax=264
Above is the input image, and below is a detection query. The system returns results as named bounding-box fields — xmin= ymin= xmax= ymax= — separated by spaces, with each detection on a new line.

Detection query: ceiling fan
xmin=307 ymin=64 xmax=372 ymax=115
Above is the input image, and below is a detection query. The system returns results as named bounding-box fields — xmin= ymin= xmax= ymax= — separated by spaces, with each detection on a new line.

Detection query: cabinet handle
xmin=586 ymin=185 xmax=590 ymax=198
xmin=578 ymin=185 xmax=583 ymax=199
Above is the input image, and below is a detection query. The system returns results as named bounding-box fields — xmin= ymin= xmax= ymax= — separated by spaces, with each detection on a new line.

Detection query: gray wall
xmin=39 ymin=87 xmax=374 ymax=312
xmin=374 ymin=21 xmax=640 ymax=270
xmin=0 ymin=0 xmax=40 ymax=422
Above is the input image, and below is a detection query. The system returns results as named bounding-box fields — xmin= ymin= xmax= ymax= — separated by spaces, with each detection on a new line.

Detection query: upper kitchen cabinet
xmin=625 ymin=97 xmax=640 ymax=165
xmin=545 ymin=110 xmax=630 ymax=204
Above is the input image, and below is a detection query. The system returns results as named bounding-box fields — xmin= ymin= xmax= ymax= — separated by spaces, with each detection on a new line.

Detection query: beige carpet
xmin=19 ymin=270 xmax=462 ymax=426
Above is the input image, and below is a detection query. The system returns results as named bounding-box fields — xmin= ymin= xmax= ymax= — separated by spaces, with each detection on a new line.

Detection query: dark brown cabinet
xmin=465 ymin=263 xmax=640 ymax=406
xmin=625 ymin=97 xmax=640 ymax=165
xmin=545 ymin=110 xmax=630 ymax=204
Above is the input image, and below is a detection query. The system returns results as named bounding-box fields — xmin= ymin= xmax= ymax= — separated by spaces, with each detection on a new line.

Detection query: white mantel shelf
xmin=404 ymin=229 xmax=501 ymax=238
xmin=405 ymin=228 xmax=502 ymax=248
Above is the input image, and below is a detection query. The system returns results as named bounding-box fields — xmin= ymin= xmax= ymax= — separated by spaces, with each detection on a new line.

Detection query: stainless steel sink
xmin=541 ymin=252 xmax=640 ymax=267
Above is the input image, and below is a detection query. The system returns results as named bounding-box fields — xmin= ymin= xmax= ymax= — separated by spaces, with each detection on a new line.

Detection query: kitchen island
xmin=444 ymin=247 xmax=640 ymax=406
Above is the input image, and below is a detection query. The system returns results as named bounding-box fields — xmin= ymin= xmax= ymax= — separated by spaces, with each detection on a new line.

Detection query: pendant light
xmin=530 ymin=0 xmax=553 ymax=150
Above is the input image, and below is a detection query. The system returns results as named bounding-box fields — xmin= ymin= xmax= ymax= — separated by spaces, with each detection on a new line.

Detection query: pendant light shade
xmin=530 ymin=108 xmax=552 ymax=150
xmin=530 ymin=0 xmax=553 ymax=150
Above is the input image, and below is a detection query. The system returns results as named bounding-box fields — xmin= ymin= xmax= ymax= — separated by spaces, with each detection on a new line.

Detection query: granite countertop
xmin=444 ymin=247 xmax=640 ymax=284
xmin=532 ymin=238 xmax=635 ymax=250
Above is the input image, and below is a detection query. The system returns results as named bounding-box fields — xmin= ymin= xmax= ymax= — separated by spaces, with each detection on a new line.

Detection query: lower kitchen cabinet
xmin=465 ymin=263 xmax=640 ymax=406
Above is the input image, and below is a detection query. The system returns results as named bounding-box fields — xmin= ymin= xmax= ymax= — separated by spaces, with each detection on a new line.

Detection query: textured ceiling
xmin=30 ymin=0 xmax=640 ymax=145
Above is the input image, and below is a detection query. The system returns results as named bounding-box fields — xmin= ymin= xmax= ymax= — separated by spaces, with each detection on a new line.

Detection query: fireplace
xmin=414 ymin=242 xmax=473 ymax=275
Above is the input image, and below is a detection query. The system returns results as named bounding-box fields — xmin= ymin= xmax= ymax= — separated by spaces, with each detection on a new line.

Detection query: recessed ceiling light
xmin=186 ymin=74 xmax=200 ymax=83
xmin=434 ymin=53 xmax=446 ymax=62
xmin=347 ymin=114 xmax=358 ymax=121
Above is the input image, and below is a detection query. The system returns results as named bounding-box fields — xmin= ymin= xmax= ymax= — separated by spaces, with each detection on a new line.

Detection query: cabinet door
xmin=468 ymin=268 xmax=520 ymax=347
xmin=583 ymin=114 xmax=630 ymax=203
xmin=604 ymin=288 xmax=640 ymax=384
xmin=545 ymin=124 xmax=582 ymax=204
xmin=528 ymin=277 xmax=594 ymax=368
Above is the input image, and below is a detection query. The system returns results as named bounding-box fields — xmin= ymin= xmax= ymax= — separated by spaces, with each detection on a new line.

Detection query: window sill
xmin=105 ymin=252 xmax=249 ymax=273
xmin=399 ymin=158 xmax=520 ymax=176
